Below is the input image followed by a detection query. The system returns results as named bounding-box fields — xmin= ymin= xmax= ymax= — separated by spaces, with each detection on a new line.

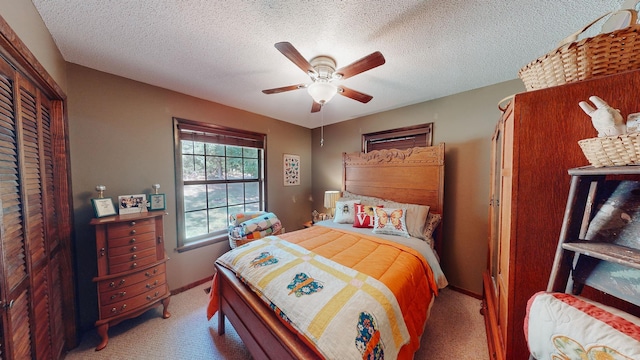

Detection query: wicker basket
xmin=519 ymin=13 xmax=640 ymax=91
xmin=578 ymin=132 xmax=640 ymax=167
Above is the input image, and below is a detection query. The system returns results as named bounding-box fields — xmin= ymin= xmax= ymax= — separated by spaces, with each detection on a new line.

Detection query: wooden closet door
xmin=0 ymin=51 xmax=67 ymax=359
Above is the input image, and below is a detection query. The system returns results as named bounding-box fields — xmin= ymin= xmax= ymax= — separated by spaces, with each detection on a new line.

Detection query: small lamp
xmin=323 ymin=190 xmax=340 ymax=218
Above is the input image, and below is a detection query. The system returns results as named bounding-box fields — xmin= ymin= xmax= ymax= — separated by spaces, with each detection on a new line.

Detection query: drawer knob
xmin=130 ymin=229 xmax=136 ymax=235
xmin=131 ymin=246 xmax=137 ymax=251
xmin=119 ymin=279 xmax=125 ymax=286
xmin=130 ymin=221 xmax=136 ymax=226
xmin=131 ymin=262 xmax=137 ymax=268
xmin=131 ymin=254 xmax=137 ymax=260
xmin=146 ymin=280 xmax=159 ymax=288
xmin=130 ymin=238 xmax=136 ymax=243
xmin=100 ymin=248 xmax=105 ymax=257
xmin=110 ymin=292 xmax=126 ymax=300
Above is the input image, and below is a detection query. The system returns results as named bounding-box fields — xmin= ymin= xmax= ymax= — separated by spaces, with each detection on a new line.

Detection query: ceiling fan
xmin=262 ymin=42 xmax=385 ymax=113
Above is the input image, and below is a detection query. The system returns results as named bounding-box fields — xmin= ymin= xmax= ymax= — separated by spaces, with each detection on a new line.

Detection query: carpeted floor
xmin=64 ymin=283 xmax=488 ymax=359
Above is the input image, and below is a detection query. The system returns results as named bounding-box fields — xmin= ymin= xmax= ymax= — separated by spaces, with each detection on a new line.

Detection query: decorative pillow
xmin=372 ymin=208 xmax=410 ymax=238
xmin=342 ymin=191 xmax=430 ymax=239
xmin=333 ymin=199 xmax=361 ymax=223
xmin=422 ymin=212 xmax=442 ymax=249
xmin=353 ymin=204 xmax=381 ymax=228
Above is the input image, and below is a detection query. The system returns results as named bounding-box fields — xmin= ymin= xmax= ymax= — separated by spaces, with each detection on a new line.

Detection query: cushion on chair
xmin=525 ymin=291 xmax=640 ymax=359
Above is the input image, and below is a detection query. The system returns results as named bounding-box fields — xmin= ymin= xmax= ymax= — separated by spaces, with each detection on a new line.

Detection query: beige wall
xmin=0 ymin=0 xmax=67 ymax=91
xmin=311 ymin=81 xmax=525 ymax=295
xmin=66 ymin=64 xmax=312 ymax=329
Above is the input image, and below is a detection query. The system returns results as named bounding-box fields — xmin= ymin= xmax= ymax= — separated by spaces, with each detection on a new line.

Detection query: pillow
xmin=353 ymin=204 xmax=381 ymax=228
xmin=333 ymin=199 xmax=361 ymax=223
xmin=372 ymin=208 xmax=410 ymax=238
xmin=423 ymin=212 xmax=442 ymax=249
xmin=342 ymin=191 xmax=430 ymax=239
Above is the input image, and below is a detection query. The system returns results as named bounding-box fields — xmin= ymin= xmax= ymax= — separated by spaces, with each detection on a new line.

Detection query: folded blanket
xmin=525 ymin=292 xmax=640 ymax=359
xmin=228 ymin=212 xmax=281 ymax=240
xmin=216 ymin=237 xmax=410 ymax=360
xmin=229 ymin=211 xmax=267 ymax=226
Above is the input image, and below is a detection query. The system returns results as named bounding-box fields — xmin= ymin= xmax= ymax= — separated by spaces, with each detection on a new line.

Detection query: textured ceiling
xmin=31 ymin=1 xmax=630 ymax=129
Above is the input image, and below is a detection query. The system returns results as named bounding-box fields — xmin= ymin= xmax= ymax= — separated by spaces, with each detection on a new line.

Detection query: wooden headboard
xmin=342 ymin=144 xmax=445 ymax=215
xmin=342 ymin=144 xmax=445 ymax=254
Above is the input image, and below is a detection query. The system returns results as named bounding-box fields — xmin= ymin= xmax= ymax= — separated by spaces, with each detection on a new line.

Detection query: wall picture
xmin=283 ymin=154 xmax=300 ymax=186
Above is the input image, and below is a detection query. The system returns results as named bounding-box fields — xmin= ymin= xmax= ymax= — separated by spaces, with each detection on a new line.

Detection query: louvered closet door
xmin=0 ymin=52 xmax=66 ymax=359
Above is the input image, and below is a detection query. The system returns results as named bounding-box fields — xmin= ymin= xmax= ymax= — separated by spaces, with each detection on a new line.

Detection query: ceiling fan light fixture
xmin=307 ymin=81 xmax=337 ymax=104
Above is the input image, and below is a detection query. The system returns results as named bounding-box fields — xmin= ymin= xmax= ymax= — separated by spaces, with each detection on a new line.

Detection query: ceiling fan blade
xmin=338 ymin=86 xmax=373 ymax=103
xmin=262 ymin=84 xmax=306 ymax=94
xmin=311 ymin=101 xmax=322 ymax=113
xmin=274 ymin=42 xmax=316 ymax=76
xmin=335 ymin=51 xmax=385 ymax=80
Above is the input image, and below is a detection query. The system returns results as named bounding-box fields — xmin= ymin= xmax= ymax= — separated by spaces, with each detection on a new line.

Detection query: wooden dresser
xmin=90 ymin=210 xmax=171 ymax=351
xmin=483 ymin=69 xmax=640 ymax=360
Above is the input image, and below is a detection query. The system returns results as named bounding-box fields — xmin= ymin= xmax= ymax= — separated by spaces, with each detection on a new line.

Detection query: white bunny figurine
xmin=578 ymin=96 xmax=626 ymax=137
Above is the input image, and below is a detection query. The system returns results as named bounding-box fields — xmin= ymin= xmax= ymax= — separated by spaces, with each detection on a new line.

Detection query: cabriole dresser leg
xmin=95 ymin=323 xmax=109 ymax=351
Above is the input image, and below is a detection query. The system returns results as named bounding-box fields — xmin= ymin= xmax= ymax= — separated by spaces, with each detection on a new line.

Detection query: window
xmin=362 ymin=123 xmax=433 ymax=152
xmin=174 ymin=118 xmax=266 ymax=251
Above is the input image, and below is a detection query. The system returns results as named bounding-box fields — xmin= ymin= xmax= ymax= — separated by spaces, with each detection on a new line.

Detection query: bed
xmin=207 ymin=144 xmax=447 ymax=359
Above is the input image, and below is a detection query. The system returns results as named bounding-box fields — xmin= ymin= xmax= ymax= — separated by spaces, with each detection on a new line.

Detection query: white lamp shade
xmin=308 ymin=82 xmax=338 ymax=104
xmin=323 ymin=190 xmax=340 ymax=211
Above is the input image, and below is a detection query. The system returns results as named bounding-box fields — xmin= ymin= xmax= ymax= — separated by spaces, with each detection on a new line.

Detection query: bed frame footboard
xmin=215 ymin=263 xmax=321 ymax=360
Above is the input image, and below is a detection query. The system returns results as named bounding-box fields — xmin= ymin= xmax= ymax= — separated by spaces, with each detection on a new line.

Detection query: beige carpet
xmin=64 ymin=283 xmax=488 ymax=359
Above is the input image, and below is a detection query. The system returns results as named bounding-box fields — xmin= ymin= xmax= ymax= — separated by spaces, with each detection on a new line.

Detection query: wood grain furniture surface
xmin=214 ymin=144 xmax=445 ymax=359
xmin=90 ymin=210 xmax=171 ymax=351
xmin=483 ymin=69 xmax=640 ymax=360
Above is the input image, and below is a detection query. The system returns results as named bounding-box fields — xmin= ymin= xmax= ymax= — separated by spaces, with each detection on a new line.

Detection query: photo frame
xmin=283 ymin=153 xmax=300 ymax=186
xmin=148 ymin=193 xmax=166 ymax=211
xmin=91 ymin=198 xmax=117 ymax=218
xmin=118 ymin=194 xmax=147 ymax=214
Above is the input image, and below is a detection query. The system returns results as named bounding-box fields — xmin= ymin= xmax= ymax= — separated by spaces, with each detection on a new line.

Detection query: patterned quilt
xmin=216 ymin=237 xmax=410 ymax=359
xmin=208 ymin=226 xmax=439 ymax=360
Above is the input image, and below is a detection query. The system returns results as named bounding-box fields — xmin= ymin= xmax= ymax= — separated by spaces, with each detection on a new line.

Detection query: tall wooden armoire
xmin=483 ymin=69 xmax=640 ymax=360
xmin=0 ymin=16 xmax=76 ymax=359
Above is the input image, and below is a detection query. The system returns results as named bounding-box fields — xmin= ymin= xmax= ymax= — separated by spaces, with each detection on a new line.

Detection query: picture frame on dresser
xmin=91 ymin=198 xmax=117 ymax=218
xmin=148 ymin=193 xmax=166 ymax=211
xmin=118 ymin=194 xmax=147 ymax=214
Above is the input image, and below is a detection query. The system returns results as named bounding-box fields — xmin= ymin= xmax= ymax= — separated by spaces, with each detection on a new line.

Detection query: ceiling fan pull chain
xmin=320 ymin=106 xmax=324 ymax=147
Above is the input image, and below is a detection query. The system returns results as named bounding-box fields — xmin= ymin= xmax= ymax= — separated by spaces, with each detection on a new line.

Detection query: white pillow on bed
xmin=372 ymin=207 xmax=410 ymax=238
xmin=333 ymin=199 xmax=360 ymax=223
xmin=342 ymin=191 xmax=429 ymax=240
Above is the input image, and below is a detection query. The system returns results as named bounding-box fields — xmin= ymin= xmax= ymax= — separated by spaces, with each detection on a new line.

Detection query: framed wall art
xmin=91 ymin=198 xmax=117 ymax=218
xmin=118 ymin=194 xmax=147 ymax=214
xmin=283 ymin=153 xmax=300 ymax=186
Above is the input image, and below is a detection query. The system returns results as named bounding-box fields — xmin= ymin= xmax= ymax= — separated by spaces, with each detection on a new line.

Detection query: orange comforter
xmin=208 ymin=226 xmax=438 ymax=359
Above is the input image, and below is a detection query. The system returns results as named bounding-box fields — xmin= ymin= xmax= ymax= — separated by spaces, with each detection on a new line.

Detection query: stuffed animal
xmin=578 ymin=96 xmax=626 ymax=137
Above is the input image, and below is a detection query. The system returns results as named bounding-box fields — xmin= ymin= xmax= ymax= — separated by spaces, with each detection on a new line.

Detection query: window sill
xmin=175 ymin=234 xmax=227 ymax=253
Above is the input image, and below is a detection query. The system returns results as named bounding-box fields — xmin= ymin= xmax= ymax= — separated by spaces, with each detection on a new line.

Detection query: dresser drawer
xmin=109 ymin=241 xmax=156 ymax=265
xmin=109 ymin=251 xmax=157 ymax=273
xmin=106 ymin=218 xmax=155 ymax=239
xmin=100 ymin=273 xmax=167 ymax=305
xmin=107 ymin=238 xmax=155 ymax=257
xmin=98 ymin=263 xmax=166 ymax=292
xmin=107 ymin=232 xmax=155 ymax=249
xmin=100 ymin=284 xmax=168 ymax=318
